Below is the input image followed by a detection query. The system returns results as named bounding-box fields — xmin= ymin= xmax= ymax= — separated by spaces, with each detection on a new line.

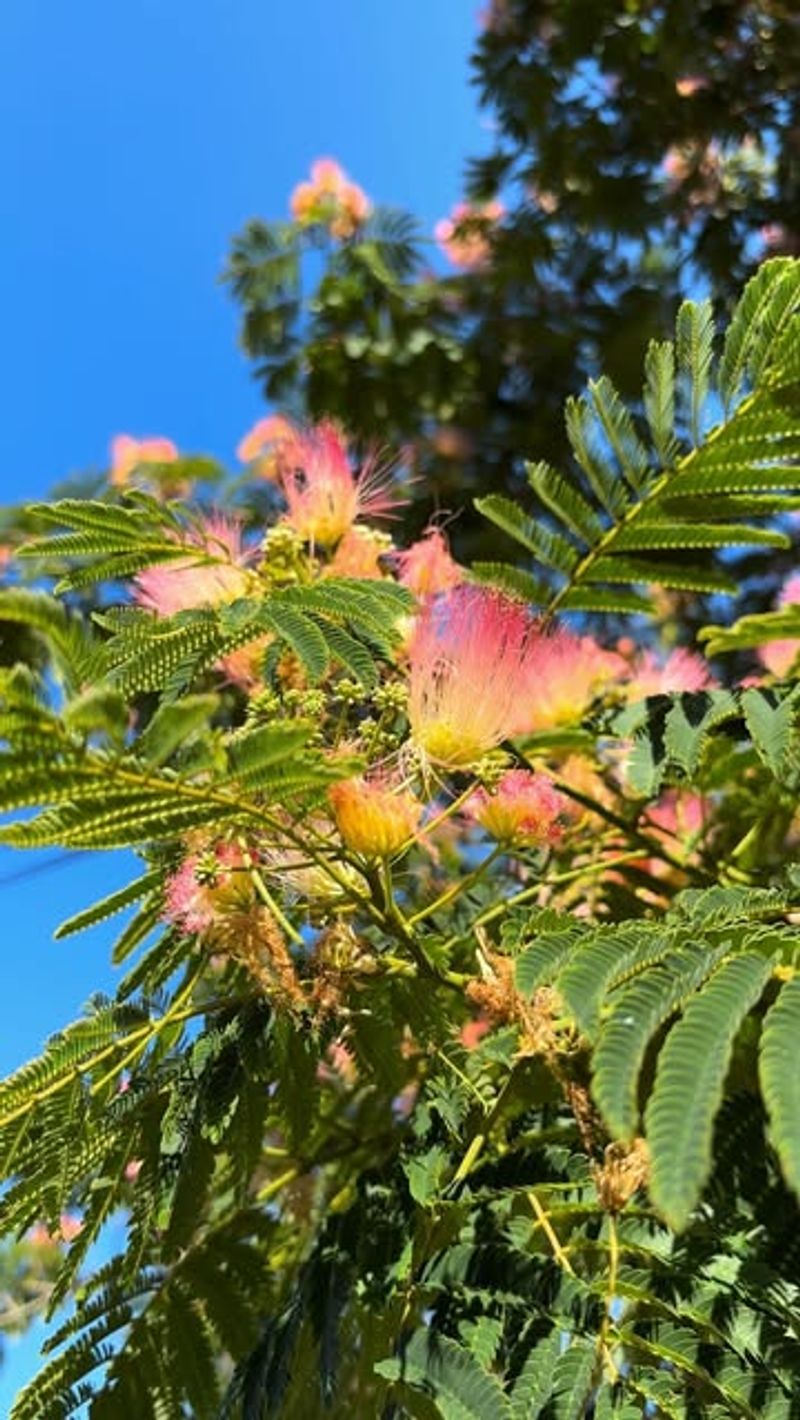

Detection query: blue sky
xmin=0 ymin=0 xmax=482 ymax=1402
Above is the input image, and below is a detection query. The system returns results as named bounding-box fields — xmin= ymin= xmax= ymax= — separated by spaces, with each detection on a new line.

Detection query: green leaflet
xmin=474 ymin=494 xmax=580 ymax=575
xmin=54 ymin=869 xmax=162 ymax=940
xmin=592 ymin=943 xmax=728 ymax=1142
xmin=509 ymin=1331 xmax=561 ymax=1418
xmin=376 ymin=1332 xmax=513 ymax=1420
xmin=700 ymin=606 xmax=800 ymax=660
xmin=676 ymin=297 xmax=715 ymax=446
xmin=760 ymin=977 xmax=800 ymax=1203
xmin=719 ymin=258 xmax=800 ymax=411
xmin=645 ymin=953 xmax=774 ymax=1230
xmin=741 ymin=686 xmax=798 ymax=777
xmin=470 ymin=262 xmax=800 ymax=615
xmin=643 ymin=337 xmax=678 ymax=466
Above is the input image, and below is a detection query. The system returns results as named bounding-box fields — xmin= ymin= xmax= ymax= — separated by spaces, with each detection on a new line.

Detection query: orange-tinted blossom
xmin=435 ymin=200 xmax=504 ymax=269
xmin=329 ymin=775 xmax=423 ymax=859
xmin=325 ymin=525 xmax=390 ymax=580
xmin=290 ymin=158 xmax=370 ymax=239
xmin=111 ymin=434 xmax=179 ymax=487
xmin=236 ymin=415 xmax=297 ymax=477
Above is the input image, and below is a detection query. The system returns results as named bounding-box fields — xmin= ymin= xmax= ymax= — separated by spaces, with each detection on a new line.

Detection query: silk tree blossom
xmin=236 ymin=415 xmax=297 ymax=478
xmin=290 ymin=158 xmax=371 ymax=239
xmin=623 ymin=647 xmax=714 ymax=700
xmin=110 ymin=434 xmax=179 ymax=488
xmin=134 ymin=517 xmax=264 ymax=688
xmin=636 ymin=791 xmax=708 ymax=885
xmin=165 ymin=842 xmax=304 ymax=1003
xmin=758 ymin=573 xmax=800 ymax=677
xmin=466 ymin=770 xmax=566 ymax=846
xmin=408 ymin=586 xmax=536 ymax=767
xmin=276 ymin=420 xmax=398 ymax=549
xmin=435 ymin=201 xmax=505 ymax=270
xmin=325 ymin=525 xmax=392 ymax=580
xmin=329 ymin=774 xmax=423 ymax=859
xmin=394 ymin=527 xmax=463 ymax=598
xmin=514 ymin=627 xmax=624 ymax=734
xmin=134 ymin=515 xmax=252 ymax=617
xmin=164 ymin=842 xmax=244 ymax=935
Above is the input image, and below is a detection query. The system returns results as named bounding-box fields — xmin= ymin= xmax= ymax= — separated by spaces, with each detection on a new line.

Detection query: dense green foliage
xmin=224 ymin=0 xmax=800 ymax=559
xmin=0 ymin=257 xmax=797 ymax=1418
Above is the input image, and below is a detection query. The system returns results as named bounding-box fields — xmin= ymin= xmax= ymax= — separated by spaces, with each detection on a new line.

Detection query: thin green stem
xmin=408 ymin=845 xmax=504 ymax=925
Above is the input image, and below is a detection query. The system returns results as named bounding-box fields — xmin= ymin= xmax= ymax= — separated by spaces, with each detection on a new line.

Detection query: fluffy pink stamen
xmin=408 ymin=586 xmax=536 ymax=766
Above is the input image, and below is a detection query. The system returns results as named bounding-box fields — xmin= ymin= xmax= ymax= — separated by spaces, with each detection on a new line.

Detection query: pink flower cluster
xmin=758 ymin=573 xmax=800 ymax=678
xmin=290 ymin=158 xmax=370 ymax=239
xmin=467 ymin=770 xmax=566 ymax=846
xmin=407 ymin=585 xmax=714 ymax=767
xmin=435 ymin=201 xmax=504 ymax=270
xmin=237 ymin=417 xmax=398 ymax=550
xmin=111 ymin=434 xmax=179 ymax=488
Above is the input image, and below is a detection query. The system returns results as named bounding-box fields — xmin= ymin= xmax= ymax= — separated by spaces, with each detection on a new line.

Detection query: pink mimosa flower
xmin=459 ymin=1016 xmax=491 ymax=1050
xmin=636 ymin=791 xmax=708 ymax=883
xmin=57 ymin=1213 xmax=84 ymax=1243
xmin=395 ymin=527 xmax=463 ymax=599
xmin=111 ymin=434 xmax=179 ymax=488
xmin=435 ymin=201 xmax=505 ymax=269
xmin=278 ymin=420 xmax=397 ymax=548
xmin=624 ymin=648 xmax=715 ymax=699
xmin=759 ymin=573 xmax=800 ymax=677
xmin=675 ymin=75 xmax=710 ymax=97
xmin=325 ymin=525 xmax=390 ymax=580
xmin=310 ymin=157 xmax=347 ymax=193
xmin=408 ymin=586 xmax=536 ymax=766
xmin=236 ymin=415 xmax=297 ymax=476
xmin=133 ymin=515 xmax=251 ymax=617
xmin=466 ymin=769 xmax=566 ymax=845
xmin=290 ymin=158 xmax=371 ymax=238
xmin=514 ymin=628 xmax=624 ymax=733
xmin=164 ymin=843 xmax=243 ymax=935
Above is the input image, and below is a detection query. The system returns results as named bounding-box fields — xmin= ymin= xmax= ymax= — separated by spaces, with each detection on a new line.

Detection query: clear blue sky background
xmin=0 ymin=0 xmax=482 ymax=1403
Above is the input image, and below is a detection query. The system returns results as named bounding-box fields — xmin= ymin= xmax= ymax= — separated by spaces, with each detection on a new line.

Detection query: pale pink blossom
xmin=466 ymin=769 xmax=566 ymax=845
xmin=435 ymin=201 xmax=505 ymax=269
xmin=236 ymin=415 xmax=297 ymax=476
xmin=277 ymin=420 xmax=397 ymax=548
xmin=133 ymin=515 xmax=251 ymax=617
xmin=394 ymin=527 xmax=463 ymax=599
xmin=111 ymin=434 xmax=179 ymax=488
xmin=759 ymin=573 xmax=800 ymax=677
xmin=623 ymin=648 xmax=715 ymax=700
xmin=514 ymin=627 xmax=625 ymax=733
xmin=164 ymin=843 xmax=243 ymax=935
xmin=408 ymin=586 xmax=536 ymax=766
